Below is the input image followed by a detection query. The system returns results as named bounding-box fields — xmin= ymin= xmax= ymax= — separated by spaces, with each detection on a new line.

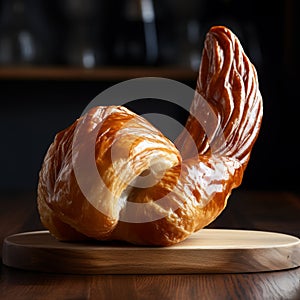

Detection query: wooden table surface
xmin=0 ymin=190 xmax=299 ymax=300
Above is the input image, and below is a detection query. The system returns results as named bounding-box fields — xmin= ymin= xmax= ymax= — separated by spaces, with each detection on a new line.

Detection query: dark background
xmin=0 ymin=0 xmax=299 ymax=193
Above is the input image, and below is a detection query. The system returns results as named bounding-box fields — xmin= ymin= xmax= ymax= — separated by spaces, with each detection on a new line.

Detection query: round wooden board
xmin=2 ymin=229 xmax=300 ymax=274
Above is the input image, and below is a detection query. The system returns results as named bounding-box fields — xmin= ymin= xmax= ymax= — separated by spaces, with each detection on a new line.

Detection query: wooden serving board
xmin=2 ymin=229 xmax=300 ymax=274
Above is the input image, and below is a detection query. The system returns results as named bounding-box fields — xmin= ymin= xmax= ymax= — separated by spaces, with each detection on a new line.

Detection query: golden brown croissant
xmin=37 ymin=26 xmax=263 ymax=246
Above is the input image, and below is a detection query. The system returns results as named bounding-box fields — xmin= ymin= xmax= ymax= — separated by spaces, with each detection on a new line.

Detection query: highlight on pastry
xmin=37 ymin=26 xmax=263 ymax=246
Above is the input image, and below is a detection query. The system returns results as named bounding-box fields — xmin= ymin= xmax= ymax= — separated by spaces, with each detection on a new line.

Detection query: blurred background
xmin=0 ymin=0 xmax=298 ymax=193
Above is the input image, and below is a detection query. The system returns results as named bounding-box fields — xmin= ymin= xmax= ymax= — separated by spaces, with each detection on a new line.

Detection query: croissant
xmin=37 ymin=26 xmax=263 ymax=246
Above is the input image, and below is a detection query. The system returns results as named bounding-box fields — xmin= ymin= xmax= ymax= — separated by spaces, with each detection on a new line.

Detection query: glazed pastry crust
xmin=37 ymin=26 xmax=262 ymax=246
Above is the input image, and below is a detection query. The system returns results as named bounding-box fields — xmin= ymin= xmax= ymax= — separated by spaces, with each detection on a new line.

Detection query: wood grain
xmin=1 ymin=191 xmax=300 ymax=300
xmin=3 ymin=229 xmax=300 ymax=274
